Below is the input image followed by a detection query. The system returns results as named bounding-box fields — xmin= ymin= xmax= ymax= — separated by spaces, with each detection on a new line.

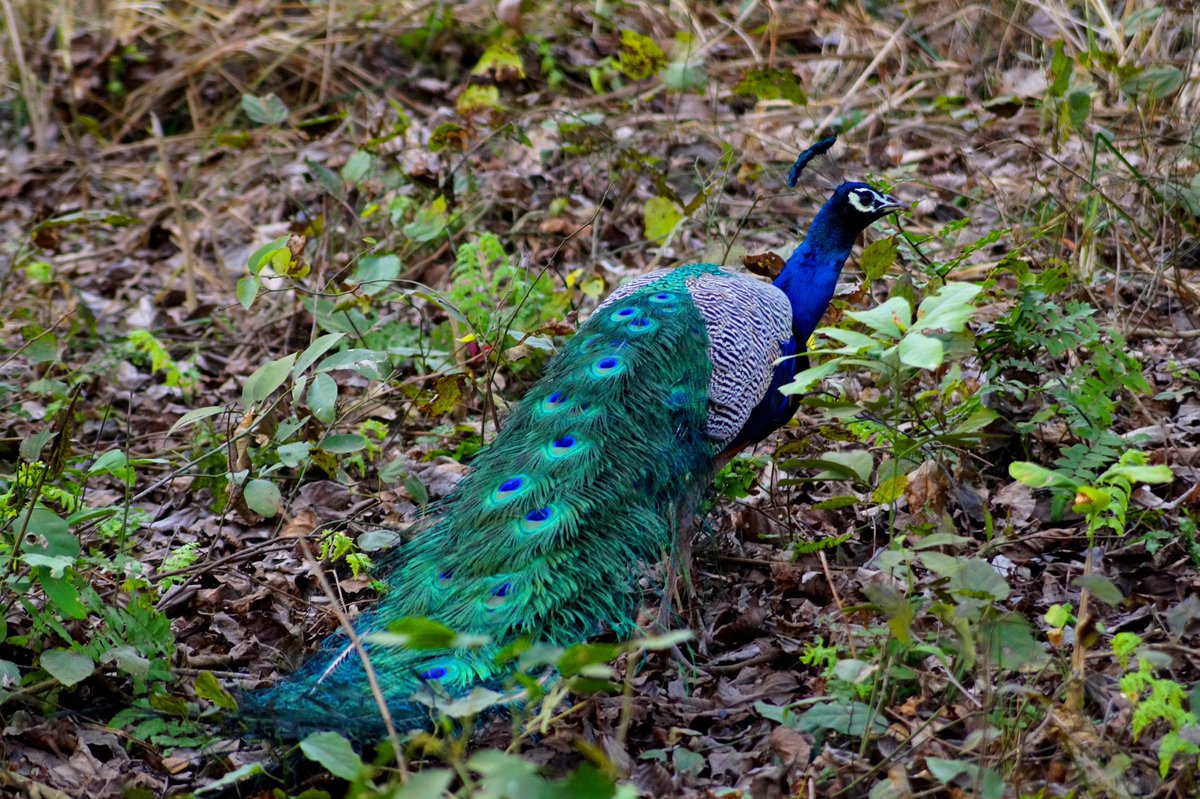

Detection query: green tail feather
xmin=243 ymin=266 xmax=724 ymax=739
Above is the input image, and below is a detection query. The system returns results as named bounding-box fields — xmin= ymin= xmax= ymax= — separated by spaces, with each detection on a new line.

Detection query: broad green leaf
xmin=20 ymin=429 xmax=54 ymax=462
xmin=340 ymin=150 xmax=372 ymax=184
xmin=194 ymin=671 xmax=237 ymax=710
xmin=242 ymin=353 xmax=298 ymax=408
xmin=732 ymin=67 xmax=806 ymax=104
xmin=1121 ymin=65 xmax=1184 ymax=100
xmin=663 ymin=59 xmax=706 ymax=92
xmin=102 ymin=645 xmax=151 ymax=679
xmin=403 ymin=195 xmax=449 ymax=241
xmin=308 ymin=372 xmax=338 ymax=423
xmin=897 ymin=332 xmax=944 ymax=369
xmin=393 ymin=769 xmax=454 ymax=799
xmin=617 ymin=29 xmax=666 ymax=80
xmin=41 ymin=649 xmax=94 ymax=687
xmin=300 ymin=731 xmax=365 ymax=781
xmin=246 ymin=235 xmax=290 ymax=274
xmin=378 ymin=617 xmax=458 ymax=649
xmin=236 ymin=276 xmax=259 ymax=309
xmin=38 ymin=573 xmax=86 ymax=617
xmin=21 ymin=325 xmax=58 ymax=364
xmin=320 ymin=433 xmax=366 ymax=453
xmin=911 ymin=282 xmax=981 ymax=333
xmin=276 ymin=442 xmax=312 ymax=468
xmin=315 ymin=348 xmax=389 ymax=375
xmin=243 ymin=479 xmax=281 ymax=517
xmin=1045 ymin=604 xmax=1072 ymax=628
xmin=846 ymin=296 xmax=910 ymax=338
xmin=424 ymin=686 xmax=505 ymax=718
xmin=797 ymin=699 xmax=886 ymax=736
xmin=456 ymin=84 xmax=501 ymax=116
xmin=859 ymin=238 xmax=897 ymax=282
xmin=472 ymin=42 xmax=525 ymax=79
xmin=22 ymin=507 xmax=78 ymax=560
xmin=643 ymin=196 xmax=682 ymax=244
xmin=1103 ymin=463 xmax=1173 ymax=485
xmin=872 ymin=472 xmax=908 ymax=504
xmin=352 ymin=254 xmax=400 ymax=296
xmin=167 ymin=405 xmax=226 ymax=437
xmin=1074 ymin=574 xmax=1124 ymax=606
xmin=817 ymin=328 xmax=880 ymax=352
xmin=1009 ymin=461 xmax=1077 ymax=489
xmin=293 ymin=333 xmax=346 ymax=376
xmin=861 ymin=581 xmax=913 ymax=644
xmin=195 ymin=763 xmax=269 ymax=795
xmin=780 ymin=359 xmax=841 ymax=395
xmin=635 ymin=630 xmax=693 ymax=650
xmin=926 ymin=758 xmax=1006 ymax=799
xmin=241 ymin=93 xmax=289 ymax=125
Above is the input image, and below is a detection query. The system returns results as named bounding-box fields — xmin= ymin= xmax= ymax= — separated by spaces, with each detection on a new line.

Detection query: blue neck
xmin=772 ymin=202 xmax=858 ymax=345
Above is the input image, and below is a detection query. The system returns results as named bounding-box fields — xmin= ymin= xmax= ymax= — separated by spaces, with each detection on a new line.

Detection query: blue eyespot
xmin=493 ymin=582 xmax=511 ymax=597
xmin=554 ymin=435 xmax=575 ymax=449
xmin=592 ymin=356 xmax=621 ymax=377
xmin=650 ymin=292 xmax=673 ymax=302
xmin=542 ymin=392 xmax=567 ymax=413
xmin=492 ymin=474 xmax=530 ymax=503
xmin=525 ymin=508 xmax=551 ymax=523
xmin=612 ymin=307 xmax=636 ymax=320
xmin=419 ymin=667 xmax=447 ymax=680
xmin=486 ymin=581 xmax=514 ymax=609
xmin=629 ymin=318 xmax=653 ymax=332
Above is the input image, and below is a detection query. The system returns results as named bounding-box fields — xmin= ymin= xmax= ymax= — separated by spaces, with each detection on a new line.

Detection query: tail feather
xmin=242 ymin=267 xmax=724 ymax=740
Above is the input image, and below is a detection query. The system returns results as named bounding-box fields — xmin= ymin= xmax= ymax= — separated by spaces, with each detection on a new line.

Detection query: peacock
xmin=240 ymin=139 xmax=903 ymax=740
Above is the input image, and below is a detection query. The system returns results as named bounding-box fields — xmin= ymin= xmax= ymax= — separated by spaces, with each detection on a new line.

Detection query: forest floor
xmin=2 ymin=1 xmax=1200 ymax=797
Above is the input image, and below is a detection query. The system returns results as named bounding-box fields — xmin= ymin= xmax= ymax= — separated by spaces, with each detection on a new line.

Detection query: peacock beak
xmin=880 ymin=194 xmax=904 ymax=213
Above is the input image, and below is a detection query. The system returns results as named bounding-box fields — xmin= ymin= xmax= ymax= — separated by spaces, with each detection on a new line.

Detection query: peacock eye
xmin=419 ymin=667 xmax=447 ymax=680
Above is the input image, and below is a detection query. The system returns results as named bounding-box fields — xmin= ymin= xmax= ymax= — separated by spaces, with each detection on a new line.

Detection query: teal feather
xmin=243 ymin=265 xmax=723 ymax=739
xmin=240 ymin=154 xmax=903 ymax=739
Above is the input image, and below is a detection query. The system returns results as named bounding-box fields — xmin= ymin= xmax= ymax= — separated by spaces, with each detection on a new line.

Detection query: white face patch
xmin=848 ymin=188 xmax=889 ymax=213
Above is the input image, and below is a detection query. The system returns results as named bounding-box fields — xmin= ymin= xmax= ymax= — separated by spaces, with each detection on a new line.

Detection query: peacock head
xmin=827 ymin=182 xmax=905 ymax=227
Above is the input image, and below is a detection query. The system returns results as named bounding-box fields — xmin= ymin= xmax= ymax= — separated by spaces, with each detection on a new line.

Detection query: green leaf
xmin=22 ymin=507 xmax=79 ymax=560
xmin=320 ymin=433 xmax=366 ymax=454
xmin=780 ymin=358 xmax=841 ymax=395
xmin=195 ymin=763 xmax=269 ymax=795
xmin=472 ymin=42 xmax=525 ymax=79
xmin=663 ymin=59 xmax=706 ymax=92
xmin=897 ymin=332 xmax=944 ymax=369
xmin=402 ymin=195 xmax=450 ymax=242
xmin=732 ymin=67 xmax=806 ymax=104
xmin=167 ymin=405 xmax=226 ymax=437
xmin=236 ymin=276 xmax=259 ymax=310
xmin=242 ymin=353 xmax=298 ymax=408
xmin=247 ymin=235 xmax=290 ymax=274
xmin=41 ymin=649 xmax=94 ymax=687
xmin=392 ymin=769 xmax=454 ymax=799
xmin=634 ymin=630 xmax=693 ymax=651
xmin=926 ymin=758 xmax=1006 ymax=799
xmin=809 ymin=449 xmax=874 ymax=484
xmin=872 ymin=472 xmax=908 ymax=504
xmin=241 ymin=93 xmax=289 ymax=125
xmin=20 ymin=429 xmax=54 ymax=462
xmin=194 ymin=671 xmax=238 ymax=710
xmin=797 ymin=699 xmax=886 ymax=736
xmin=1121 ymin=65 xmax=1184 ymax=100
xmin=300 ymin=731 xmax=365 ymax=781
xmin=294 ymin=333 xmax=346 ymax=376
xmin=456 ymin=84 xmax=502 ymax=116
xmin=911 ymin=282 xmax=981 ymax=333
xmin=308 ymin=373 xmax=338 ymax=424
xmin=861 ymin=581 xmax=914 ymax=644
xmin=1103 ymin=463 xmax=1173 ymax=485
xmin=340 ymin=150 xmax=372 ymax=184
xmin=617 ymin=29 xmax=666 ymax=81
xmin=846 ymin=296 xmax=910 ymax=338
xmin=1045 ymin=603 xmax=1072 ymax=628
xmin=1008 ymin=461 xmax=1077 ymax=489
xmin=643 ymin=196 xmax=682 ymax=244
xmin=102 ymin=645 xmax=151 ymax=679
xmin=38 ymin=573 xmax=86 ymax=618
xmin=1074 ymin=573 xmax=1124 ymax=606
xmin=243 ymin=479 xmax=281 ymax=517
xmin=352 ymin=254 xmax=401 ymax=297
xmin=378 ymin=617 xmax=459 ymax=649
xmin=981 ymin=613 xmax=1048 ymax=671
xmin=859 ymin=238 xmax=897 ymax=282
xmin=21 ymin=325 xmax=58 ymax=364
xmin=277 ymin=442 xmax=312 ymax=468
